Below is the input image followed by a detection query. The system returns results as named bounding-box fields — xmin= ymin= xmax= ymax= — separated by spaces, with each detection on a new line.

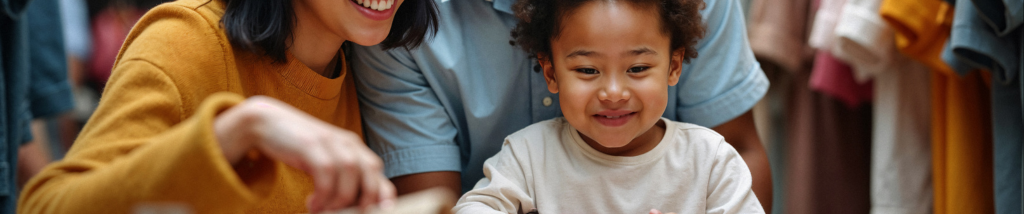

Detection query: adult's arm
xmin=17 ymin=4 xmax=279 ymax=212
xmin=349 ymin=44 xmax=462 ymax=198
xmin=672 ymin=0 xmax=772 ymax=210
xmin=390 ymin=172 xmax=461 ymax=197
xmin=18 ymin=61 xmax=275 ymax=213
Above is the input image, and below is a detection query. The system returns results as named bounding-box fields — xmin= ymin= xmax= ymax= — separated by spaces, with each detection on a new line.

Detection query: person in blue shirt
xmin=1 ymin=0 xmax=74 ymax=212
xmin=349 ymin=0 xmax=772 ymax=209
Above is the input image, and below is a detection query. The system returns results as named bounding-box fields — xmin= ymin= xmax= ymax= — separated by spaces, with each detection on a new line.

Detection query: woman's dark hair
xmin=511 ymin=0 xmax=706 ymax=64
xmin=221 ymin=0 xmax=439 ymax=63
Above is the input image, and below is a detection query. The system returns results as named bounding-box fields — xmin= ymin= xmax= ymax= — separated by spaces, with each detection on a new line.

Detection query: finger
xmin=377 ymin=174 xmax=396 ymax=210
xmin=357 ymin=163 xmax=381 ymax=211
xmin=649 ymin=209 xmax=662 ymax=214
xmin=356 ymin=151 xmax=386 ymax=210
xmin=320 ymin=141 xmax=362 ymax=211
xmin=304 ymin=147 xmax=337 ymax=214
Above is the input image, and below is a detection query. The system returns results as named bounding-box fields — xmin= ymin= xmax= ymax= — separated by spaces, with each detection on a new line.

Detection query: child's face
xmin=540 ymin=1 xmax=683 ymax=152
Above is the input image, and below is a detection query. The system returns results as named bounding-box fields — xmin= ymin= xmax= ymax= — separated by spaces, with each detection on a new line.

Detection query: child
xmin=451 ymin=0 xmax=764 ymax=213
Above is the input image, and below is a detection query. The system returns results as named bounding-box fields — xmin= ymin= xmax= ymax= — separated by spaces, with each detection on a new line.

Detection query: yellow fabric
xmin=17 ymin=0 xmax=362 ymax=213
xmin=881 ymin=0 xmax=994 ymax=213
xmin=880 ymin=0 xmax=954 ymax=75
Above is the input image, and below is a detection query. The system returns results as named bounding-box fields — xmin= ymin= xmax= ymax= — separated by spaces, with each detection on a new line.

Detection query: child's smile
xmin=593 ymin=110 xmax=637 ymax=127
xmin=538 ymin=1 xmax=684 ymax=156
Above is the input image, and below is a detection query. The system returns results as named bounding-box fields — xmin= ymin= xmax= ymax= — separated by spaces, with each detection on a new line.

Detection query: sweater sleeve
xmin=705 ymin=141 xmax=765 ymax=214
xmin=452 ymin=139 xmax=534 ymax=214
xmin=17 ymin=59 xmax=277 ymax=213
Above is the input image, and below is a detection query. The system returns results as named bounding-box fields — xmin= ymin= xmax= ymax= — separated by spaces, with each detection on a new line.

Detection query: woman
xmin=18 ymin=0 xmax=437 ymax=213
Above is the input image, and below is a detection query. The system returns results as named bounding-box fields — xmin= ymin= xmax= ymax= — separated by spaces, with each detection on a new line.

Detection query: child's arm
xmin=452 ymin=141 xmax=534 ymax=214
xmin=706 ymin=141 xmax=765 ymax=214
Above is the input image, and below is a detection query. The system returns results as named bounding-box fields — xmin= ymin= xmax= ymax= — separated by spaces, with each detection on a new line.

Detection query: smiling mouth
xmin=592 ymin=111 xmax=637 ymax=127
xmin=599 ymin=112 xmax=635 ymax=119
xmin=351 ymin=0 xmax=393 ymax=11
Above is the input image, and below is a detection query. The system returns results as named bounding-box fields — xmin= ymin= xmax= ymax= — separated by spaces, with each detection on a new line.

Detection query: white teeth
xmin=356 ymin=0 xmax=391 ymax=11
xmin=603 ymin=115 xmax=621 ymax=119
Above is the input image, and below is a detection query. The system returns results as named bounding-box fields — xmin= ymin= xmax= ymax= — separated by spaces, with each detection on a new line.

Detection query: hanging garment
xmin=881 ymin=0 xmax=996 ymax=213
xmin=831 ymin=0 xmax=897 ymax=81
xmin=808 ymin=52 xmax=873 ymax=108
xmin=807 ymin=0 xmax=874 ymax=108
xmin=748 ymin=0 xmax=815 ymax=73
xmin=941 ymin=0 xmax=1024 ymax=213
xmin=824 ymin=0 xmax=936 ymax=212
xmin=784 ymin=70 xmax=872 ymax=214
xmin=866 ymin=60 xmax=933 ymax=214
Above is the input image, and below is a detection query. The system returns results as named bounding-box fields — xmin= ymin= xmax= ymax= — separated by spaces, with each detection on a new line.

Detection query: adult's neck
xmin=290 ymin=1 xmax=345 ymax=76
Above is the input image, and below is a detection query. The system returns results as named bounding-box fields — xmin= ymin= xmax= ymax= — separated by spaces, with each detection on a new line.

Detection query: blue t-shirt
xmin=942 ymin=0 xmax=1023 ymax=213
xmin=350 ymin=0 xmax=769 ymax=192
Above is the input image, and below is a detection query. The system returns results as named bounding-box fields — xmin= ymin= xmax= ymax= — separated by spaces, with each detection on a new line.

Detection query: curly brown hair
xmin=511 ymin=0 xmax=706 ymax=64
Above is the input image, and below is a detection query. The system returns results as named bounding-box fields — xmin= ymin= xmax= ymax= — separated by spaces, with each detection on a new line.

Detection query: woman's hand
xmin=214 ymin=95 xmax=395 ymax=213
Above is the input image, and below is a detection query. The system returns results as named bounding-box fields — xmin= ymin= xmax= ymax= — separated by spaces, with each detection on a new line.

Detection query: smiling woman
xmin=16 ymin=0 xmax=437 ymax=213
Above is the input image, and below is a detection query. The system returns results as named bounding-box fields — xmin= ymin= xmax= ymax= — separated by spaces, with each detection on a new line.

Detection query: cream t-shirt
xmin=453 ymin=118 xmax=764 ymax=214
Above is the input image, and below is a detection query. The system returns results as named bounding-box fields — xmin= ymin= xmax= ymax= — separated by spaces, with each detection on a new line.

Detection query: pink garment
xmin=88 ymin=7 xmax=145 ymax=88
xmin=809 ymin=51 xmax=874 ymax=108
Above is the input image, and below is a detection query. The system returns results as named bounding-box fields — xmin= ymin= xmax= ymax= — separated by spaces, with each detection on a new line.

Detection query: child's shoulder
xmin=663 ymin=120 xmax=729 ymax=152
xmin=668 ymin=120 xmax=725 ymax=140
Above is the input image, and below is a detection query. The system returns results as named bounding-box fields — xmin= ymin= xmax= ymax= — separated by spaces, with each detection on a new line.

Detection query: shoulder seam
xmin=190 ymin=0 xmax=231 ymax=92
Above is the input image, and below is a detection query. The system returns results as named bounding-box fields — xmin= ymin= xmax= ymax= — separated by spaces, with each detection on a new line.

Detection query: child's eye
xmin=627 ymin=66 xmax=650 ymax=73
xmin=574 ymin=68 xmax=599 ymax=74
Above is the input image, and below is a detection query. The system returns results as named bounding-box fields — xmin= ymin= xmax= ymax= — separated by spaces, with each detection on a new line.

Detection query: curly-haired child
xmin=451 ymin=0 xmax=765 ymax=213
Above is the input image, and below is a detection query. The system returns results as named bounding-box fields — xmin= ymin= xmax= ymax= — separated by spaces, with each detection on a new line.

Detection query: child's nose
xmin=598 ymin=79 xmax=631 ymax=102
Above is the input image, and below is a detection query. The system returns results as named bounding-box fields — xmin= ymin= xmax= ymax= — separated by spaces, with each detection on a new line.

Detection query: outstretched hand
xmin=215 ymin=96 xmax=395 ymax=213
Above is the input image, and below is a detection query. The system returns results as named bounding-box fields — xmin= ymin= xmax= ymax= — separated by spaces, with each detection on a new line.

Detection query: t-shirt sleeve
xmin=672 ymin=0 xmax=769 ymax=128
xmin=452 ymin=139 xmax=533 ymax=214
xmin=349 ymin=45 xmax=462 ymax=178
xmin=706 ymin=140 xmax=765 ymax=214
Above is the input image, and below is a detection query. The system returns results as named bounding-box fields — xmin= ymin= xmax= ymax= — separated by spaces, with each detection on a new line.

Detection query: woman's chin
xmin=348 ymin=36 xmax=387 ymax=47
xmin=346 ymin=27 xmax=392 ymax=46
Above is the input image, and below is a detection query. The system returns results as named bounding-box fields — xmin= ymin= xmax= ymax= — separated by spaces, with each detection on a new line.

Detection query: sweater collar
xmin=266 ymin=51 xmax=347 ymax=99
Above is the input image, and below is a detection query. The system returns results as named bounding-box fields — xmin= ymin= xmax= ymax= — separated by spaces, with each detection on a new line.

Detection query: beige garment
xmin=832 ymin=0 xmax=898 ymax=82
xmin=453 ymin=118 xmax=764 ymax=214
xmin=868 ymin=61 xmax=933 ymax=214
xmin=748 ymin=0 xmax=816 ymax=73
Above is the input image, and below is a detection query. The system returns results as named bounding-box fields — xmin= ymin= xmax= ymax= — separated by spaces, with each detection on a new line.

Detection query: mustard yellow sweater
xmin=18 ymin=0 xmax=362 ymax=213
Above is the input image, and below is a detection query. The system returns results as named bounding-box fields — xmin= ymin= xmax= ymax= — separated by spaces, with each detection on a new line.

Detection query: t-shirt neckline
xmin=564 ymin=117 xmax=675 ymax=166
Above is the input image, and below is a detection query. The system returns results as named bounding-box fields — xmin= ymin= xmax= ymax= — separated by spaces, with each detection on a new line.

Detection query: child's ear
xmin=668 ymin=49 xmax=684 ymax=86
xmin=538 ymin=53 xmax=559 ymax=93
